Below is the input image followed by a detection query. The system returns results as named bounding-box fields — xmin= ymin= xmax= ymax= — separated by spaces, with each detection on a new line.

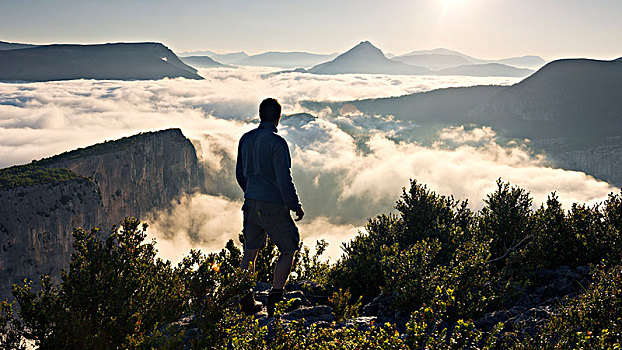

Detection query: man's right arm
xmin=235 ymin=138 xmax=247 ymax=192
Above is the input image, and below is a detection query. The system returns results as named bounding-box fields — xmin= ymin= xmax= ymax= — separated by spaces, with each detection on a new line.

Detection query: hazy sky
xmin=1 ymin=0 xmax=621 ymax=60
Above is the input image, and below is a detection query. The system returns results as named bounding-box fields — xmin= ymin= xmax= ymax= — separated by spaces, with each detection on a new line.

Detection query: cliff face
xmin=537 ymin=137 xmax=622 ymax=187
xmin=0 ymin=179 xmax=107 ymax=300
xmin=0 ymin=128 xmax=205 ymax=300
xmin=40 ymin=128 xmax=205 ymax=223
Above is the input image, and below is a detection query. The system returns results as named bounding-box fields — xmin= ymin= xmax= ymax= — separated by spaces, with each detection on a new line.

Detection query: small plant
xmin=329 ymin=288 xmax=362 ymax=322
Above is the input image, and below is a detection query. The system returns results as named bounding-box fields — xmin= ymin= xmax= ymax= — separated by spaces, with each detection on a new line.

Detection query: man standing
xmin=236 ymin=98 xmax=304 ymax=318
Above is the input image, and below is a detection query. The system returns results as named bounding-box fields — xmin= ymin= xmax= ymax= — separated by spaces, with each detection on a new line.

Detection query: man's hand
xmin=294 ymin=207 xmax=304 ymax=221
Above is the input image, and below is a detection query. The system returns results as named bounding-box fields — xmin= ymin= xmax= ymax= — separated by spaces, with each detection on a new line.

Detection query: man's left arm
xmin=273 ymin=139 xmax=302 ymax=213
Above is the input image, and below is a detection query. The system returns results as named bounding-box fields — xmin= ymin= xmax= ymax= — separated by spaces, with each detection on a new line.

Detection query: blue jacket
xmin=236 ymin=121 xmax=302 ymax=211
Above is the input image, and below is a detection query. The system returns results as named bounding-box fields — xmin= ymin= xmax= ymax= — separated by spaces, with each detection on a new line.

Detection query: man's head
xmin=259 ymin=98 xmax=281 ymax=123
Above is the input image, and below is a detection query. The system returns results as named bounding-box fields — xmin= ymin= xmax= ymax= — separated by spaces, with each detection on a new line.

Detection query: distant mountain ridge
xmin=178 ymin=42 xmax=547 ymax=76
xmin=395 ymin=48 xmax=547 ymax=69
xmin=180 ymin=55 xmax=230 ymax=68
xmin=0 ymin=40 xmax=38 ymax=50
xmin=436 ymin=63 xmax=533 ymax=77
xmin=180 ymin=50 xmax=249 ymax=64
xmin=0 ymin=42 xmax=202 ymax=81
xmin=392 ymin=53 xmax=472 ymax=70
xmin=235 ymin=51 xmax=339 ymax=68
xmin=180 ymin=50 xmax=338 ymax=68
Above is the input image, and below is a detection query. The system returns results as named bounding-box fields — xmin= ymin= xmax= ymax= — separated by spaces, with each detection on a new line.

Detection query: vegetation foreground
xmin=1 ymin=179 xmax=621 ymax=349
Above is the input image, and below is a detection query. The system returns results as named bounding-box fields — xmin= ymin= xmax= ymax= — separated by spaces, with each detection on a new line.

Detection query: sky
xmin=1 ymin=0 xmax=621 ymax=60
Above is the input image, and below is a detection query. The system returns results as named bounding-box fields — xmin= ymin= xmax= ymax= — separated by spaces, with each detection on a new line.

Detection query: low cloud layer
xmin=0 ymin=68 xmax=616 ymax=263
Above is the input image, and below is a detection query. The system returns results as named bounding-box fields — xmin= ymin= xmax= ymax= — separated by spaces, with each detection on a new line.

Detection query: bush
xmin=396 ymin=179 xmax=474 ymax=252
xmin=12 ymin=219 xmax=186 ymax=349
xmin=10 ymin=219 xmax=256 ymax=349
xmin=329 ymin=288 xmax=362 ymax=322
xmin=510 ymin=189 xmax=622 ymax=273
xmin=330 ymin=214 xmax=404 ymax=298
xmin=291 ymin=239 xmax=331 ymax=286
xmin=478 ymin=179 xmax=533 ymax=271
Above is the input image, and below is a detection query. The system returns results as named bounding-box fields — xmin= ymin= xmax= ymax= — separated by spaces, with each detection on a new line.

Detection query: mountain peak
xmin=308 ymin=41 xmax=430 ymax=75
xmin=342 ymin=40 xmax=385 ymax=59
xmin=352 ymin=40 xmax=379 ymax=50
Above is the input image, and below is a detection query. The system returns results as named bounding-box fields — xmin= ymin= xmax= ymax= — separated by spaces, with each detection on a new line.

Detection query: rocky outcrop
xmin=39 ymin=128 xmax=205 ymax=222
xmin=0 ymin=178 xmax=108 ymax=300
xmin=475 ymin=265 xmax=590 ymax=335
xmin=0 ymin=128 xmax=205 ymax=300
xmin=533 ymin=136 xmax=622 ymax=187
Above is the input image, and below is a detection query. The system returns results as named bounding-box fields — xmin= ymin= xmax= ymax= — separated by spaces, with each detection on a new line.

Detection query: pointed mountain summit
xmin=339 ymin=40 xmax=386 ymax=59
xmin=309 ymin=41 xmax=431 ymax=75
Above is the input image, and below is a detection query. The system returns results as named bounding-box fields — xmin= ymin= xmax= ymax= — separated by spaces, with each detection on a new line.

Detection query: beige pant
xmin=242 ymin=198 xmax=300 ymax=253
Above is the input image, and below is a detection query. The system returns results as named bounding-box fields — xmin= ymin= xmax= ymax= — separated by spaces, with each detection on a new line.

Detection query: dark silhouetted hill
xmin=309 ymin=57 xmax=622 ymax=139
xmin=180 ymin=55 xmax=230 ymax=68
xmin=474 ymin=58 xmax=622 ymax=139
xmin=436 ymin=63 xmax=533 ymax=77
xmin=0 ymin=40 xmax=38 ymax=50
xmin=303 ymin=85 xmax=501 ymax=127
xmin=0 ymin=42 xmax=202 ymax=81
xmin=309 ymin=41 xmax=431 ymax=75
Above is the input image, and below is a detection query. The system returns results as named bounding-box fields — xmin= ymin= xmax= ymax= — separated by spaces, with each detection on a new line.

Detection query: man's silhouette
xmin=236 ymin=98 xmax=304 ymax=317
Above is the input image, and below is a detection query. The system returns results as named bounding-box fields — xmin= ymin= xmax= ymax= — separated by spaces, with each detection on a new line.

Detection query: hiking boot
xmin=240 ymin=292 xmax=262 ymax=315
xmin=267 ymin=289 xmax=284 ymax=318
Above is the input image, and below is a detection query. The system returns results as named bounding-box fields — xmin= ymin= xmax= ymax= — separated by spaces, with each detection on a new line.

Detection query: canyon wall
xmin=0 ymin=128 xmax=205 ymax=300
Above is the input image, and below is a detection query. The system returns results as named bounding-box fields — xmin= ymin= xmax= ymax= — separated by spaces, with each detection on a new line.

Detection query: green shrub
xmin=292 ymin=239 xmax=331 ymax=286
xmin=330 ymin=214 xmax=404 ymax=298
xmin=0 ymin=164 xmax=84 ymax=190
xmin=329 ymin=288 xmax=362 ymax=322
xmin=396 ymin=179 xmax=474 ymax=252
xmin=478 ymin=179 xmax=533 ymax=270
xmin=12 ymin=219 xmax=186 ymax=349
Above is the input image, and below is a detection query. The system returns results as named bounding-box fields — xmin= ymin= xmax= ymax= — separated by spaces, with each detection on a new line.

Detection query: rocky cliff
xmin=0 ymin=128 xmax=205 ymax=300
xmin=0 ymin=178 xmax=108 ymax=300
xmin=533 ymin=136 xmax=622 ymax=187
xmin=37 ymin=128 xmax=205 ymax=222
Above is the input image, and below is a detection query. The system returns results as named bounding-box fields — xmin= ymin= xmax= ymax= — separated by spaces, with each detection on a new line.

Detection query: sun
xmin=441 ymin=0 xmax=466 ymax=15
xmin=444 ymin=0 xmax=464 ymax=7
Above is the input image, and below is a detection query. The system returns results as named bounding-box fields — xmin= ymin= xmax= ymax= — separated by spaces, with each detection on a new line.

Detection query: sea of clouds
xmin=0 ymin=67 xmax=616 ymax=262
